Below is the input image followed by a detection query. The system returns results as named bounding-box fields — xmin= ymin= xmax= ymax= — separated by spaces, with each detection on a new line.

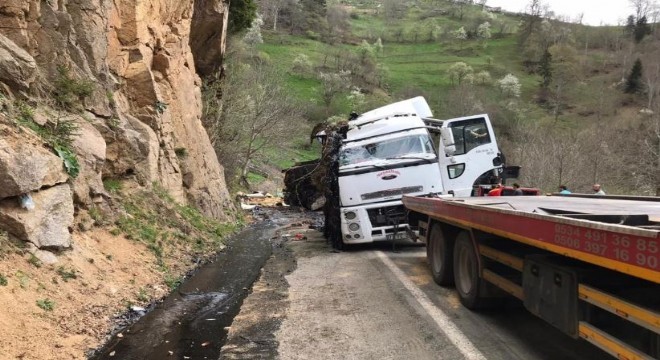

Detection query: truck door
xmin=438 ymin=115 xmax=501 ymax=196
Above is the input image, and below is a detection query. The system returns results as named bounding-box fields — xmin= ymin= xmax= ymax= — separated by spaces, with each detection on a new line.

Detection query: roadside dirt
xmin=0 ymin=230 xmax=170 ymax=359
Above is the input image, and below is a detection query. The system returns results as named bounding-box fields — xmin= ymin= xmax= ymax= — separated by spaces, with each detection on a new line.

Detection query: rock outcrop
xmin=0 ymin=127 xmax=68 ymax=199
xmin=191 ymin=0 xmax=230 ymax=76
xmin=0 ymin=0 xmax=234 ymax=249
xmin=0 ymin=184 xmax=74 ymax=249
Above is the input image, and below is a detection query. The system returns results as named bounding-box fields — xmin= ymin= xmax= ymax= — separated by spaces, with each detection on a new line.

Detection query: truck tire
xmin=428 ymin=223 xmax=454 ymax=286
xmin=453 ymin=231 xmax=485 ymax=309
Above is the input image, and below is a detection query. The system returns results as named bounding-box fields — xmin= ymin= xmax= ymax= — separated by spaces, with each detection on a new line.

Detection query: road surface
xmin=220 ymin=227 xmax=608 ymax=360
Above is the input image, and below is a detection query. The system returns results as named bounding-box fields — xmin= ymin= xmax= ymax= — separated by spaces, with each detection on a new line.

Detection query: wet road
xmin=224 ymin=231 xmax=610 ymax=360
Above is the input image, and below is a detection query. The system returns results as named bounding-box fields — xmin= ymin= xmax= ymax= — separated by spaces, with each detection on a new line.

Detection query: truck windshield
xmin=340 ymin=134 xmax=435 ymax=166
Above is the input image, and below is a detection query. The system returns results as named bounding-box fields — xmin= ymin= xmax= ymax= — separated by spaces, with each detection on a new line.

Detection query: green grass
xmin=246 ymin=172 xmax=266 ymax=185
xmin=56 ymin=266 xmax=77 ymax=282
xmin=36 ymin=298 xmax=55 ymax=311
xmin=103 ymin=179 xmax=123 ymax=193
xmin=255 ymin=2 xmax=541 ymax=122
xmin=27 ymin=254 xmax=42 ymax=268
xmin=115 ymin=184 xmax=238 ymax=267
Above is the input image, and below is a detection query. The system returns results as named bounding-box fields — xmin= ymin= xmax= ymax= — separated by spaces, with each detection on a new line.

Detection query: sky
xmin=486 ymin=0 xmax=634 ymax=26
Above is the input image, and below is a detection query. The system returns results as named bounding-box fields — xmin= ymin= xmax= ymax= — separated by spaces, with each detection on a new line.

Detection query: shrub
xmin=36 ymin=298 xmax=55 ymax=311
xmin=56 ymin=266 xmax=77 ymax=282
xmin=0 ymin=274 xmax=7 ymax=286
xmin=52 ymin=65 xmax=94 ymax=112
xmin=103 ymin=179 xmax=123 ymax=193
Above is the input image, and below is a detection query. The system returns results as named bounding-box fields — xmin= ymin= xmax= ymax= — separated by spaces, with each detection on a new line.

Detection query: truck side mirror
xmin=440 ymin=128 xmax=456 ymax=156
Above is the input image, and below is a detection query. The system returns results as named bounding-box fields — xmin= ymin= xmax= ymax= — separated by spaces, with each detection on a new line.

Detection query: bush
xmin=36 ymin=298 xmax=55 ymax=311
xmin=52 ymin=66 xmax=94 ymax=112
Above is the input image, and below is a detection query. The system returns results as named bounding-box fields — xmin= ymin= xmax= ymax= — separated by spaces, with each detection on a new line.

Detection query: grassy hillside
xmin=239 ymin=0 xmax=658 ymax=194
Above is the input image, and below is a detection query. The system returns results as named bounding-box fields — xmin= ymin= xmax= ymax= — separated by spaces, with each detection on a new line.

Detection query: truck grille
xmin=361 ymin=186 xmax=423 ymax=201
xmin=367 ymin=205 xmax=407 ymax=227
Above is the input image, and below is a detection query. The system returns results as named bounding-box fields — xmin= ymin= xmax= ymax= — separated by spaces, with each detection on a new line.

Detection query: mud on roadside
xmin=219 ymin=232 xmax=298 ymax=358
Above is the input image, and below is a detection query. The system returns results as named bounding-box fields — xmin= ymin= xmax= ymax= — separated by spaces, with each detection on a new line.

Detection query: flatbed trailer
xmin=402 ymin=195 xmax=660 ymax=359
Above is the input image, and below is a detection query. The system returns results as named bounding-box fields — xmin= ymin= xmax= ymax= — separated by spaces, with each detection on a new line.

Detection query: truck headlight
xmin=345 ymin=211 xmax=357 ymax=220
xmin=349 ymin=223 xmax=360 ymax=231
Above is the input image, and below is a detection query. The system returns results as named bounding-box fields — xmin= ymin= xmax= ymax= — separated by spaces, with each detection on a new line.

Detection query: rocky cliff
xmin=0 ymin=0 xmax=233 ymax=252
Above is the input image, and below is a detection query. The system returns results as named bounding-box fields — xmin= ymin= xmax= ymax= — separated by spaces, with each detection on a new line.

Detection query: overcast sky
xmin=486 ymin=0 xmax=634 ymax=26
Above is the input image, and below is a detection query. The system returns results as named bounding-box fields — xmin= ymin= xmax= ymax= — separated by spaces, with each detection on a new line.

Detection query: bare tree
xmin=217 ymin=59 xmax=304 ymax=185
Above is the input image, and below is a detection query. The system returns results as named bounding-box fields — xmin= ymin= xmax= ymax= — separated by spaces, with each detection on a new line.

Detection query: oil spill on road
xmin=92 ymin=217 xmax=283 ymax=360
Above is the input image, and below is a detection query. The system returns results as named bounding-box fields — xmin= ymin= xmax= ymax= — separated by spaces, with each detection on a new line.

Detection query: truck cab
xmin=336 ymin=97 xmax=504 ymax=245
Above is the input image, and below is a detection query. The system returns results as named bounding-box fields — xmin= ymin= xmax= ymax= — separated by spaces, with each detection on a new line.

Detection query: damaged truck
xmin=284 ymin=97 xmax=514 ymax=249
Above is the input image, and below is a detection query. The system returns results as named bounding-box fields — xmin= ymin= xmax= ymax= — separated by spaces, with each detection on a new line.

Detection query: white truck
xmin=319 ymin=96 xmax=508 ymax=248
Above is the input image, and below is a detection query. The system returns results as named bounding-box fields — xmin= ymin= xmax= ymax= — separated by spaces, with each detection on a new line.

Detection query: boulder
xmin=0 ymin=130 xmax=68 ymax=199
xmin=0 ymin=184 xmax=74 ymax=249
xmin=0 ymin=33 xmax=37 ymax=91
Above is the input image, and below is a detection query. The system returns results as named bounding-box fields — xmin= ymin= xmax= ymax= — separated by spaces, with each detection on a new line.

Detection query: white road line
xmin=376 ymin=251 xmax=487 ymax=360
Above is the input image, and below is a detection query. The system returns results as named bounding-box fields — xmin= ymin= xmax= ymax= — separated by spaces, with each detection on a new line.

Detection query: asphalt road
xmin=222 ymin=228 xmax=610 ymax=360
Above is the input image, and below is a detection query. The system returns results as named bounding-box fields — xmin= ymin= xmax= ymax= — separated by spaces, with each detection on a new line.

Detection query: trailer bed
xmin=402 ymin=195 xmax=660 ymax=284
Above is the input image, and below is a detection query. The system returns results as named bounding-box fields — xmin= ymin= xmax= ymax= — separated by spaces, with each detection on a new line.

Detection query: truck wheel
xmin=453 ymin=231 xmax=484 ymax=309
xmin=428 ymin=223 xmax=454 ymax=286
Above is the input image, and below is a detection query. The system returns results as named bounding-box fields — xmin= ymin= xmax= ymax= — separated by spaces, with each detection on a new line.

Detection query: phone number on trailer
xmin=553 ymin=224 xmax=659 ymax=270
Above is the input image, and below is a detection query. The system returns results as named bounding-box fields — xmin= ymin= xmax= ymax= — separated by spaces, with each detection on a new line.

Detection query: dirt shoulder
xmin=0 ymin=230 xmax=170 ymax=359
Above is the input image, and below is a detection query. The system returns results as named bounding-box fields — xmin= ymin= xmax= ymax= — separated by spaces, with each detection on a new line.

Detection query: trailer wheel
xmin=453 ymin=231 xmax=484 ymax=309
xmin=428 ymin=223 xmax=454 ymax=286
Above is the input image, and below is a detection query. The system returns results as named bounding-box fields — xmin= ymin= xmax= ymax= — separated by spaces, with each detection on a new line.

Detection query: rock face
xmin=0 ymin=33 xmax=37 ymax=91
xmin=0 ymin=0 xmax=234 ymax=221
xmin=190 ymin=0 xmax=230 ymax=76
xmin=0 ymin=184 xmax=74 ymax=249
xmin=0 ymin=126 xmax=69 ymax=199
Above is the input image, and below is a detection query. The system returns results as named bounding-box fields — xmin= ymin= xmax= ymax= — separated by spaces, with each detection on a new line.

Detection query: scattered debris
xmin=19 ymin=193 xmax=35 ymax=210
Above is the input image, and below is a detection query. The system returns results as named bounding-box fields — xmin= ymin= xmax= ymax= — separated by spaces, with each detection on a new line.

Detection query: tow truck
xmin=402 ymin=193 xmax=660 ymax=359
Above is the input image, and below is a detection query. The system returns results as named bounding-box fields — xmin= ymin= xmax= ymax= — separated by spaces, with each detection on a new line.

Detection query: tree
xmin=292 ymin=53 xmax=313 ymax=75
xmin=229 ymin=0 xmax=258 ymax=34
xmin=216 ymin=60 xmax=304 ymax=185
xmin=452 ymin=26 xmax=468 ymax=40
xmin=243 ymin=15 xmax=264 ymax=46
xmin=538 ymin=48 xmax=552 ymax=89
xmin=474 ymin=71 xmax=492 ymax=85
xmin=549 ymin=44 xmax=578 ymax=121
xmin=626 ymin=58 xmax=644 ymax=93
xmin=318 ymin=71 xmax=351 ymax=110
xmin=447 ymin=62 xmax=474 ymax=86
xmin=477 ymin=22 xmax=491 ymax=40
xmin=518 ymin=0 xmax=546 ymax=48
xmin=634 ymin=15 xmax=652 ymax=42
xmin=497 ymin=74 xmax=521 ymax=97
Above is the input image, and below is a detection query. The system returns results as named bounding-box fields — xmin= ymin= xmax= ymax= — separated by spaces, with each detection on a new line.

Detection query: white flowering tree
xmin=452 ymin=26 xmax=468 ymax=40
xmin=243 ymin=15 xmax=264 ymax=46
xmin=318 ymin=70 xmax=351 ymax=108
xmin=447 ymin=62 xmax=474 ymax=86
xmin=474 ymin=70 xmax=492 ymax=85
xmin=497 ymin=73 xmax=521 ymax=97
xmin=477 ymin=21 xmax=491 ymax=40
xmin=292 ymin=54 xmax=312 ymax=75
xmin=373 ymin=38 xmax=383 ymax=56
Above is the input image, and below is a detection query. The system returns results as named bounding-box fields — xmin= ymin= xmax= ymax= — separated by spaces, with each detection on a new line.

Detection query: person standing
xmin=592 ymin=183 xmax=605 ymax=195
xmin=559 ymin=185 xmax=571 ymax=194
xmin=512 ymin=183 xmax=524 ymax=196
xmin=487 ymin=184 xmax=503 ymax=196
